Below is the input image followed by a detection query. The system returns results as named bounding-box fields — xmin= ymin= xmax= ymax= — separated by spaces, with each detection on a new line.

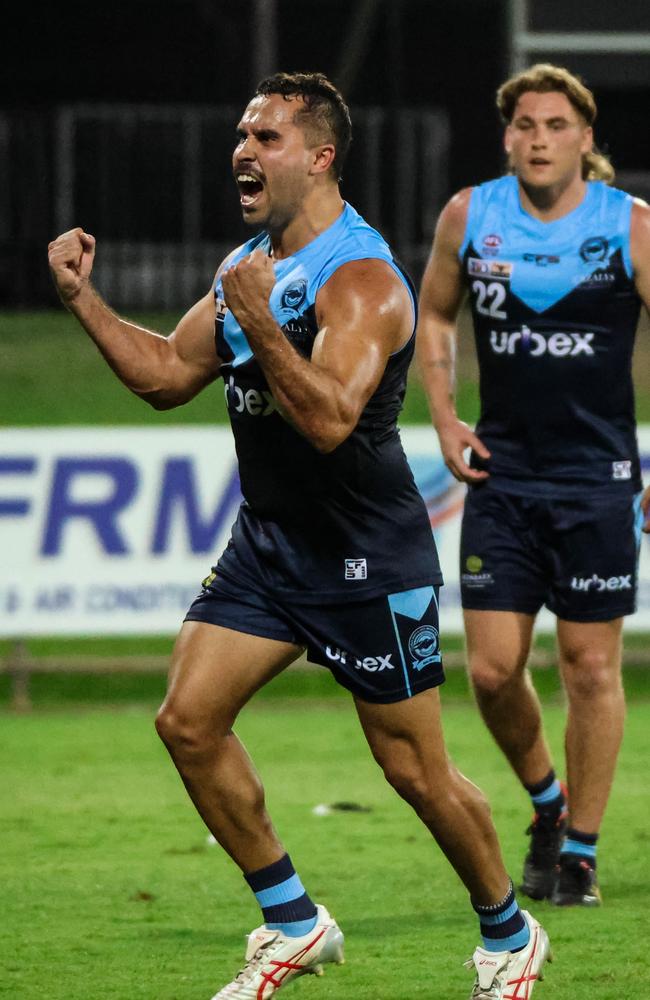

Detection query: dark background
xmin=2 ymin=0 xmax=650 ymax=307
xmin=4 ymin=0 xmax=507 ymax=187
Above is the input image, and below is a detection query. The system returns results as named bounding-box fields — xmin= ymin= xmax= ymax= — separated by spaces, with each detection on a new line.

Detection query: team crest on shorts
xmin=408 ymin=625 xmax=440 ymax=671
xmin=387 ymin=586 xmax=442 ymax=677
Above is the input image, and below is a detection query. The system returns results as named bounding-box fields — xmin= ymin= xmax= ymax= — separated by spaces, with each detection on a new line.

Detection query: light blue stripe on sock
xmin=562 ymin=839 xmax=596 ymax=859
xmin=479 ymin=899 xmax=519 ymax=925
xmin=531 ymin=780 xmax=562 ymax=806
xmin=255 ymin=873 xmax=306 ymax=908
xmin=265 ymin=916 xmax=318 ymax=938
xmin=482 ymin=924 xmax=530 ymax=954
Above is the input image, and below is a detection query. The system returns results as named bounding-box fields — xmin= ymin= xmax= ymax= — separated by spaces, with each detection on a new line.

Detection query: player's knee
xmin=155 ymin=701 xmax=215 ymax=760
xmin=562 ymin=647 xmax=621 ymax=700
xmin=470 ymin=656 xmax=518 ymax=698
xmin=380 ymin=752 xmax=439 ymax=814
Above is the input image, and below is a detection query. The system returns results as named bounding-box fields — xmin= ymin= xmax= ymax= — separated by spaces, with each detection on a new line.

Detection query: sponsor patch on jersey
xmin=345 ymin=558 xmax=367 ymax=580
xmin=489 ymin=327 xmax=595 ymax=358
xmin=215 ymin=296 xmax=227 ymax=320
xmin=224 ymin=375 xmax=277 ymax=416
xmin=523 ymin=252 xmax=560 ymax=266
xmin=577 ymin=269 xmax=616 ymax=289
xmin=612 ymin=460 xmax=632 ymax=480
xmin=482 ymin=233 xmax=502 ymax=255
xmin=468 ymin=258 xmax=513 ymax=280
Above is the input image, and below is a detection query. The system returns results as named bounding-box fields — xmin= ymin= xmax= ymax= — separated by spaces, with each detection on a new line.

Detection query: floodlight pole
xmin=252 ymin=0 xmax=278 ymax=88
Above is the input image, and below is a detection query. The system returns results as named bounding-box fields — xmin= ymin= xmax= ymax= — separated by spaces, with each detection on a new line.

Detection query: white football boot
xmin=211 ymin=903 xmax=344 ymax=999
xmin=465 ymin=911 xmax=551 ymax=1000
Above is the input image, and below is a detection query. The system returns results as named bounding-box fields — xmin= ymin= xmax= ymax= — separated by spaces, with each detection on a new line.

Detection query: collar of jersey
xmin=260 ymin=202 xmax=350 ymax=265
xmin=513 ymin=178 xmax=596 ymax=235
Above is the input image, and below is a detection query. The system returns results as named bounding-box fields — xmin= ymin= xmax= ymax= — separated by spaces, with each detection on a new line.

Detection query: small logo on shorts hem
xmin=325 ymin=646 xmax=394 ymax=672
xmin=463 ymin=555 xmax=494 ymax=589
xmin=570 ymin=574 xmax=632 ymax=593
xmin=345 ymin=558 xmax=367 ymax=580
xmin=461 ymin=572 xmax=494 ymax=588
xmin=612 ymin=460 xmax=632 ymax=480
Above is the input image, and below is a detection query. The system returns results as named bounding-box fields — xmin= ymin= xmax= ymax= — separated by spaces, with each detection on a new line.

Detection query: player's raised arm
xmin=416 ymin=189 xmax=491 ymax=483
xmin=630 ymin=199 xmax=650 ymax=532
xmin=221 ymin=252 xmax=410 ymax=453
xmin=47 ymin=227 xmax=221 ymax=409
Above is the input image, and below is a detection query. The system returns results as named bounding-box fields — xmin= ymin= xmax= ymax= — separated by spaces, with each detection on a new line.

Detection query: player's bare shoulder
xmin=315 ymin=257 xmax=413 ymax=350
xmin=630 ymin=198 xmax=650 ymax=289
xmin=631 ymin=198 xmax=650 ymax=242
xmin=434 ymin=186 xmax=474 ymax=253
xmin=419 ymin=186 xmax=474 ymax=306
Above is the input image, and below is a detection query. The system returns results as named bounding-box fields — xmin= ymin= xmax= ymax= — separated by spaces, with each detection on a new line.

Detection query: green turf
xmin=2 ymin=660 xmax=650 ymax=709
xmin=0 ymin=311 xmax=224 ymax=426
xmin=4 ymin=308 xmax=649 ymax=426
xmin=1 ymin=309 xmax=454 ymax=425
xmin=1 ymin=682 xmax=649 ymax=999
xmin=2 ymin=631 xmax=650 ymax=709
xmin=3 ymin=628 xmax=650 ymax=661
xmin=2 ymin=310 xmax=650 ymax=996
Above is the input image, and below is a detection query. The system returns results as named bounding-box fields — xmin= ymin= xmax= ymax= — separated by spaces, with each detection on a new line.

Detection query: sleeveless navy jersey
xmin=460 ymin=176 xmax=642 ymax=497
xmin=214 ymin=202 xmax=442 ymax=603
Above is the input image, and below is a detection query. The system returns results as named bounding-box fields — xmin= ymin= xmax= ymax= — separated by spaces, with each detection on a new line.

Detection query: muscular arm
xmin=47 ymin=228 xmax=221 ymax=409
xmin=415 ymin=189 xmax=490 ymax=482
xmin=630 ymin=200 xmax=650 ymax=531
xmin=221 ymin=251 xmax=412 ymax=453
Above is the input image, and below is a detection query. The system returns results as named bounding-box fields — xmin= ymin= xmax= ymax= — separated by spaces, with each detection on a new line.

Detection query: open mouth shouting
xmin=236 ymin=171 xmax=265 ymax=209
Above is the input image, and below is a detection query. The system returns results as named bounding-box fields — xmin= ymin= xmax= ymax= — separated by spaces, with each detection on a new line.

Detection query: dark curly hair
xmin=256 ymin=71 xmax=352 ymax=180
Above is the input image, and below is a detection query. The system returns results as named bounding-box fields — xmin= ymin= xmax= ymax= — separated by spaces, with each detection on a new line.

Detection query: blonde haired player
xmin=417 ymin=62 xmax=650 ymax=922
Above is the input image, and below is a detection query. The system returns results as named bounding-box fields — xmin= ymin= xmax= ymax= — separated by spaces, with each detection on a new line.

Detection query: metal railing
xmin=1 ymin=103 xmax=450 ymax=308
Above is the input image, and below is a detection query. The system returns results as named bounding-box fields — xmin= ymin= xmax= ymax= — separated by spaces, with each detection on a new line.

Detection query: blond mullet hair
xmin=496 ymin=63 xmax=614 ymax=184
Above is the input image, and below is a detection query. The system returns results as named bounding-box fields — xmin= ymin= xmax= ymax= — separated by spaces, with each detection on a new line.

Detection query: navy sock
xmin=473 ymin=881 xmax=530 ymax=953
xmin=524 ymin=770 xmax=565 ymax=817
xmin=561 ymin=827 xmax=598 ymax=867
xmin=245 ymin=854 xmax=318 ymax=937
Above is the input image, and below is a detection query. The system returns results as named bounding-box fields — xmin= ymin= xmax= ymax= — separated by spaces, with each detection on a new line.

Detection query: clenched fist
xmin=48 ymin=228 xmax=96 ymax=304
xmin=221 ymin=248 xmax=275 ymax=332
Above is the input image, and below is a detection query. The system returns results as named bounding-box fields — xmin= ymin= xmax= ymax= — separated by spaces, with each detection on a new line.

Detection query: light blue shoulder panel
xmin=216 ymin=203 xmax=415 ymax=366
xmin=460 ymin=176 xmax=634 ymax=314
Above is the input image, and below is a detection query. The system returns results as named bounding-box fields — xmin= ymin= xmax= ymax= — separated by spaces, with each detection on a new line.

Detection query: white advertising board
xmin=1 ymin=425 xmax=649 ymax=636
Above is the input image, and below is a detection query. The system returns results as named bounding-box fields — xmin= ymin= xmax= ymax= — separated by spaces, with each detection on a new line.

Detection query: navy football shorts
xmin=460 ymin=485 xmax=644 ymax=622
xmin=185 ymin=572 xmax=445 ymax=704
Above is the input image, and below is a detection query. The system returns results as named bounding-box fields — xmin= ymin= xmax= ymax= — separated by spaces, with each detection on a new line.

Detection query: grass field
xmin=2 ymin=670 xmax=650 ymax=1000
xmin=3 ymin=308 xmax=650 ymax=427
xmin=2 ymin=308 xmax=650 ymax=998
